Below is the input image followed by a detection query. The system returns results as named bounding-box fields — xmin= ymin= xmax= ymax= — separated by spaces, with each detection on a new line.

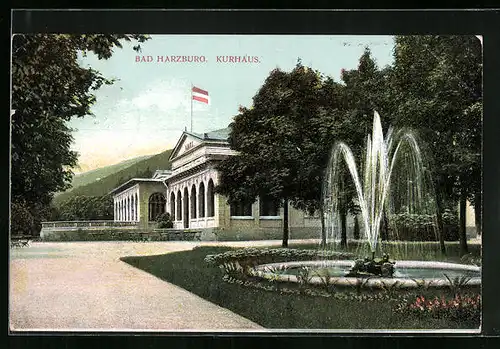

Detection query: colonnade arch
xmin=166 ymin=175 xmax=217 ymax=228
xmin=114 ymin=190 xmax=140 ymax=222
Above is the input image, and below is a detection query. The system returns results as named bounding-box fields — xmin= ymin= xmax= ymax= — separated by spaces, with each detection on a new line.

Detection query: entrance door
xmin=183 ymin=187 xmax=189 ymax=228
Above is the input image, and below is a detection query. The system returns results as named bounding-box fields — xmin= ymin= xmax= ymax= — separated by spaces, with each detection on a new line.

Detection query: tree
xmin=216 ymin=62 xmax=344 ymax=247
xmin=11 ymin=34 xmax=149 ymax=234
xmin=390 ymin=35 xmax=482 ymax=255
xmin=56 ymin=195 xmax=113 ymax=221
xmin=333 ymin=48 xmax=394 ymax=248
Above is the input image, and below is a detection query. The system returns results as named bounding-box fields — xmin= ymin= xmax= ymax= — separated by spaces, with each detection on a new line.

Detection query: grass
xmin=120 ymin=242 xmax=481 ymax=329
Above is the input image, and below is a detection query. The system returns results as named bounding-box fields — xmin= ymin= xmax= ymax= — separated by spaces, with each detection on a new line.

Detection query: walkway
xmin=9 ymin=241 xmax=289 ymax=332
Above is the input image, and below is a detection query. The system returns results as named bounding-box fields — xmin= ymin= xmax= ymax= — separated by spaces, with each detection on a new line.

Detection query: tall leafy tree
xmin=390 ymin=35 xmax=482 ymax=255
xmin=216 ymin=62 xmax=343 ymax=247
xmin=333 ymin=48 xmax=394 ymax=247
xmin=11 ymin=34 xmax=149 ymax=235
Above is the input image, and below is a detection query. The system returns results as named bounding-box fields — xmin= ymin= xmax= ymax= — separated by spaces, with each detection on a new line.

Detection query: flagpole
xmin=190 ymin=83 xmax=193 ymax=132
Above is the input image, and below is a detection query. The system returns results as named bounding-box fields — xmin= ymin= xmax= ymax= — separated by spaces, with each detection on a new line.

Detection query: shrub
xmin=156 ymin=212 xmax=174 ymax=228
xmin=391 ymin=211 xmax=459 ymax=241
xmin=11 ymin=200 xmax=35 ymax=236
xmin=204 ymin=248 xmax=355 ymax=268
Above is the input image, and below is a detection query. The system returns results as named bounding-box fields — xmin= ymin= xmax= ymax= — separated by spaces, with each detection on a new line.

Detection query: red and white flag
xmin=192 ymin=86 xmax=209 ymax=104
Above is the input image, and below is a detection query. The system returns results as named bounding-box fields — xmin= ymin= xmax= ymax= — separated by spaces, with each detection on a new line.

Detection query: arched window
xmin=190 ymin=185 xmax=197 ymax=219
xmin=207 ymin=179 xmax=215 ymax=217
xmin=183 ymin=187 xmax=189 ymax=228
xmin=259 ymin=195 xmax=280 ymax=217
xmin=149 ymin=192 xmax=166 ymax=221
xmin=230 ymin=200 xmax=253 ymax=216
xmin=176 ymin=190 xmax=182 ymax=220
xmin=198 ymin=182 xmax=205 ymax=218
xmin=170 ymin=192 xmax=176 ymax=221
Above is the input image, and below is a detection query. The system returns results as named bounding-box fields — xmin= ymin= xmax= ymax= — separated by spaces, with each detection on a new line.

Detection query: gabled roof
xmin=183 ymin=127 xmax=231 ymax=141
xmin=203 ymin=127 xmax=231 ymax=140
xmin=169 ymin=127 xmax=231 ymax=161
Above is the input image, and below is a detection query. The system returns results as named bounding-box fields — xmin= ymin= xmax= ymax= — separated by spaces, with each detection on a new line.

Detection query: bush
xmin=390 ymin=210 xmax=459 ymax=241
xmin=11 ymin=200 xmax=35 ymax=236
xmin=156 ymin=212 xmax=174 ymax=228
xmin=204 ymin=247 xmax=355 ymax=268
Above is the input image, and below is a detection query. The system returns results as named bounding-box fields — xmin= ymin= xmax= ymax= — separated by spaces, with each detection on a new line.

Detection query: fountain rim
xmin=252 ymin=260 xmax=481 ymax=289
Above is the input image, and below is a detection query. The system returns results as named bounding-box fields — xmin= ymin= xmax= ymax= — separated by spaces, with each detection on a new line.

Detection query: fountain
xmin=250 ymin=111 xmax=480 ymax=288
xmin=322 ymin=110 xmax=428 ymax=276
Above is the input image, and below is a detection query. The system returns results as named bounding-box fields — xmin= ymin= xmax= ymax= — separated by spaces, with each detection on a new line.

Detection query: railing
xmin=41 ymin=221 xmax=139 ymax=229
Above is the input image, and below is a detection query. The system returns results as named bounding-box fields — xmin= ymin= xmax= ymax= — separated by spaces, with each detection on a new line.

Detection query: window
xmin=259 ymin=196 xmax=280 ymax=217
xmin=148 ymin=192 xmax=166 ymax=221
xmin=230 ymin=201 xmax=253 ymax=217
xmin=198 ymin=182 xmax=205 ymax=218
xmin=170 ymin=192 xmax=176 ymax=220
xmin=190 ymin=185 xmax=197 ymax=219
xmin=176 ymin=190 xmax=182 ymax=221
xmin=207 ymin=179 xmax=215 ymax=217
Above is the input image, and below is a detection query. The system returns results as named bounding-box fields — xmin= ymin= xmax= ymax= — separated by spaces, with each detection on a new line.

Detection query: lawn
xmin=120 ymin=242 xmax=480 ymax=330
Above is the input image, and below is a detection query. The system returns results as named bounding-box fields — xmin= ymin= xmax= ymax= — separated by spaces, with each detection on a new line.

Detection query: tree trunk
xmin=353 ymin=214 xmax=360 ymax=240
xmin=459 ymin=190 xmax=469 ymax=255
xmin=435 ymin=184 xmax=446 ymax=255
xmin=340 ymin=210 xmax=347 ymax=249
xmin=282 ymin=198 xmax=289 ymax=248
xmin=380 ymin=210 xmax=389 ymax=241
xmin=319 ymin=206 xmax=326 ymax=248
xmin=474 ymin=190 xmax=482 ymax=236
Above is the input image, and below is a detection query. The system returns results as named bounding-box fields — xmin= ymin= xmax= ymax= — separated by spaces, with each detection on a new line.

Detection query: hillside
xmin=53 ymin=148 xmax=173 ymax=206
xmin=69 ymin=155 xmax=152 ymax=190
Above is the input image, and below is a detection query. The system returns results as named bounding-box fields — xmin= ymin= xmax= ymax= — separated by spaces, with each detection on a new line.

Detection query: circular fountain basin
xmin=252 ymin=260 xmax=481 ymax=289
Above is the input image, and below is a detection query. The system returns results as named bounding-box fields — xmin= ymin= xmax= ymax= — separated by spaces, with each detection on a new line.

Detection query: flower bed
xmin=394 ymin=294 xmax=480 ymax=327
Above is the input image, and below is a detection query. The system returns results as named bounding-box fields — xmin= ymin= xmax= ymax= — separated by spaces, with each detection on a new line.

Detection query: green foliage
xmin=216 ymin=63 xmax=345 ymax=245
xmin=69 ymin=155 xmax=152 ymax=190
xmin=391 ymin=210 xmax=459 ymax=241
xmin=391 ymin=35 xmax=482 ymax=251
xmin=204 ymin=248 xmax=355 ymax=268
xmin=11 ymin=34 xmax=149 ymax=232
xmin=53 ymin=149 xmax=171 ymax=206
xmin=443 ymin=274 xmax=473 ymax=296
xmin=10 ymin=200 xmax=35 ymax=236
xmin=156 ymin=212 xmax=174 ymax=228
xmin=122 ymin=246 xmax=479 ymax=329
xmin=55 ymin=195 xmax=114 ymax=220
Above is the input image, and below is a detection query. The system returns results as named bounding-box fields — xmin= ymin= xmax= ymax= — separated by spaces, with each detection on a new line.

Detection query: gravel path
xmin=9 ymin=241 xmax=292 ymax=332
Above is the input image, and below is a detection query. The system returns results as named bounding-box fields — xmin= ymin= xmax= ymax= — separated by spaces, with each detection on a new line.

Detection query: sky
xmin=71 ymin=35 xmax=395 ymax=173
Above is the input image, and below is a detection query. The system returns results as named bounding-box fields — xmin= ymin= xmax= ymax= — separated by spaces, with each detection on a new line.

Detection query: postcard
xmin=9 ymin=13 xmax=483 ymax=334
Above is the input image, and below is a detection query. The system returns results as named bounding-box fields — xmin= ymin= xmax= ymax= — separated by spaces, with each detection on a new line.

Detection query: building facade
xmin=110 ymin=127 xmax=478 ymax=240
xmin=110 ymin=128 xmax=322 ymax=240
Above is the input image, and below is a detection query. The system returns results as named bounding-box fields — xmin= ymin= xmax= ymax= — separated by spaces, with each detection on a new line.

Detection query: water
xmin=322 ymin=111 xmax=436 ymax=253
xmin=273 ymin=265 xmax=480 ymax=280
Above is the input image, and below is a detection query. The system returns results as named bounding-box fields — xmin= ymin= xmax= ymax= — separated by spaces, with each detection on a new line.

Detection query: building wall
xmin=137 ymin=182 xmax=167 ymax=228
